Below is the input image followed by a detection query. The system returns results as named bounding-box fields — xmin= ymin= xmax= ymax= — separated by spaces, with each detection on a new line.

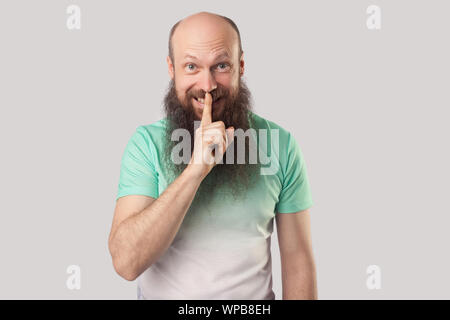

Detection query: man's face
xmin=167 ymin=18 xmax=244 ymax=121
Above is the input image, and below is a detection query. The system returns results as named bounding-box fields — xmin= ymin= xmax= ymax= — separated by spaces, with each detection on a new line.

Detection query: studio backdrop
xmin=0 ymin=0 xmax=449 ymax=299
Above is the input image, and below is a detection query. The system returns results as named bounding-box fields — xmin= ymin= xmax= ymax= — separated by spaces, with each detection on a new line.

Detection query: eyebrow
xmin=183 ymin=52 xmax=230 ymax=61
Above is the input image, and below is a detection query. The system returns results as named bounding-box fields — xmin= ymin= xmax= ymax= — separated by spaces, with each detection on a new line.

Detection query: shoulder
xmin=131 ymin=118 xmax=168 ymax=146
xmin=249 ymin=111 xmax=305 ymax=176
xmin=137 ymin=118 xmax=168 ymax=137
xmin=248 ymin=111 xmax=294 ymax=147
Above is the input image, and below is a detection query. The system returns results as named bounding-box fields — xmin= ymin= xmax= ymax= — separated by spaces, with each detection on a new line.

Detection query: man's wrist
xmin=182 ymin=164 xmax=206 ymax=184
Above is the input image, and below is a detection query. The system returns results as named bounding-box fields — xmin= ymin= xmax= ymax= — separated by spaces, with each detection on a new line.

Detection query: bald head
xmin=168 ymin=11 xmax=243 ymax=65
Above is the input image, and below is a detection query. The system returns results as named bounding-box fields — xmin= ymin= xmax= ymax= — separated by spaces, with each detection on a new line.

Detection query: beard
xmin=161 ymin=77 xmax=261 ymax=203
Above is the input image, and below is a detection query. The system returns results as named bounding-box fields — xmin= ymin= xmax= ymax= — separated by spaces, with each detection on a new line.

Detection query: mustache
xmin=187 ymin=86 xmax=229 ymax=102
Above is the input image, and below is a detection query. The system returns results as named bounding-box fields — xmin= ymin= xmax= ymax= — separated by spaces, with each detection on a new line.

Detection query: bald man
xmin=108 ymin=11 xmax=317 ymax=300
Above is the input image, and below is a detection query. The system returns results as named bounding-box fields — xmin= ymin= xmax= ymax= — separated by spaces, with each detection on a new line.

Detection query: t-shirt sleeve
xmin=116 ymin=126 xmax=159 ymax=200
xmin=275 ymin=133 xmax=314 ymax=213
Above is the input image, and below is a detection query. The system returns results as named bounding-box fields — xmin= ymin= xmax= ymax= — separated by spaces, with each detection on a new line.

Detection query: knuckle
xmin=203 ymin=135 xmax=213 ymax=144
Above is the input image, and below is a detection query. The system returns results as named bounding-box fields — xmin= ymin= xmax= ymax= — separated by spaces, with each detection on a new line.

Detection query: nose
xmin=199 ymin=69 xmax=217 ymax=94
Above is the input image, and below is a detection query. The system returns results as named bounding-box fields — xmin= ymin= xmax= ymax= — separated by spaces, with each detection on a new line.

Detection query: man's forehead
xmin=183 ymin=51 xmax=231 ymax=61
xmin=172 ymin=14 xmax=238 ymax=60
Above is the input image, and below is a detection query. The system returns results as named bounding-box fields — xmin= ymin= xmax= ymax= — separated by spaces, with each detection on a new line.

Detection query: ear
xmin=239 ymin=51 xmax=245 ymax=77
xmin=167 ymin=56 xmax=174 ymax=80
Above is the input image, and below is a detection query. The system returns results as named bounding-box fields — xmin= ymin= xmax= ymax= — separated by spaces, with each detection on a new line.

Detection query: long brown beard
xmin=161 ymin=78 xmax=261 ymax=203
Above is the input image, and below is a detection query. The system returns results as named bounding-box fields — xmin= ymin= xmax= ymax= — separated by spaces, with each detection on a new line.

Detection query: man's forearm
xmin=110 ymin=166 xmax=203 ymax=281
xmin=281 ymin=256 xmax=318 ymax=299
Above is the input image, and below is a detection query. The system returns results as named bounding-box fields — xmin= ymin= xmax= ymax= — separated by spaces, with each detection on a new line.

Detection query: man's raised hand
xmin=187 ymin=92 xmax=235 ymax=180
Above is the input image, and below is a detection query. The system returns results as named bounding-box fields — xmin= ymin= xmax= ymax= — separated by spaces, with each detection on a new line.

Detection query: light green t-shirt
xmin=116 ymin=111 xmax=314 ymax=299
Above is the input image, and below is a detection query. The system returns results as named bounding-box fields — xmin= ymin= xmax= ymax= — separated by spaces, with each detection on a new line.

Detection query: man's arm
xmin=275 ymin=209 xmax=318 ymax=299
xmin=108 ymin=167 xmax=203 ymax=281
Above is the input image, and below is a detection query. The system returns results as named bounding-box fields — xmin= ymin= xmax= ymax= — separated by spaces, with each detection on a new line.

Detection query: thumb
xmin=225 ymin=126 xmax=235 ymax=149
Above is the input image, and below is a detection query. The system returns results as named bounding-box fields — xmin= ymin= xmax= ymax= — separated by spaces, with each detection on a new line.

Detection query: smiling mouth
xmin=193 ymin=96 xmax=222 ymax=106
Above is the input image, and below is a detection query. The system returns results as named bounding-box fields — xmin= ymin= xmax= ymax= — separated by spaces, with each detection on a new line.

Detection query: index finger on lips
xmin=201 ymin=92 xmax=212 ymax=127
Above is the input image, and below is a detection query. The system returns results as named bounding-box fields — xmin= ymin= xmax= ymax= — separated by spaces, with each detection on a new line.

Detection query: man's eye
xmin=186 ymin=64 xmax=196 ymax=71
xmin=216 ymin=63 xmax=230 ymax=71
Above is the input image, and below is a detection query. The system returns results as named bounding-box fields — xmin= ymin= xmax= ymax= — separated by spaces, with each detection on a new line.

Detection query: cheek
xmin=218 ymin=74 xmax=238 ymax=90
xmin=179 ymin=84 xmax=196 ymax=100
xmin=216 ymin=73 xmax=233 ymax=84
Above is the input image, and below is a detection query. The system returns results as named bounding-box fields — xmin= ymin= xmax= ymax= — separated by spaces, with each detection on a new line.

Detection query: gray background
xmin=0 ymin=0 xmax=449 ymax=299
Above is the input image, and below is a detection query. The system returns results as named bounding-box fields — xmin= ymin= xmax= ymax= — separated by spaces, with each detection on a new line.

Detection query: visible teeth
xmin=197 ymin=98 xmax=204 ymax=103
